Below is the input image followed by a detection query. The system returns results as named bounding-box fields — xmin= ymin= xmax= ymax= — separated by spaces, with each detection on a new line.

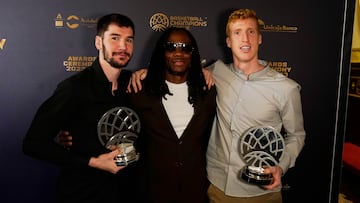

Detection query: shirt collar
xmin=230 ymin=60 xmax=270 ymax=80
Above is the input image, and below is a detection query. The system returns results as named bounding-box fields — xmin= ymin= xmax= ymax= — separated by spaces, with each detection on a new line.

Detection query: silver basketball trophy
xmin=97 ymin=107 xmax=141 ymax=166
xmin=239 ymin=126 xmax=285 ymax=185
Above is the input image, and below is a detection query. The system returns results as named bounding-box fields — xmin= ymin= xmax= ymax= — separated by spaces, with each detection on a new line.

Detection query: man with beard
xmin=22 ymin=13 xmax=141 ymax=203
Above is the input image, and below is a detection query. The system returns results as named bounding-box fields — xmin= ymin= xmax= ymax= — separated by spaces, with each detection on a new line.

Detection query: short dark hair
xmin=96 ymin=13 xmax=135 ymax=37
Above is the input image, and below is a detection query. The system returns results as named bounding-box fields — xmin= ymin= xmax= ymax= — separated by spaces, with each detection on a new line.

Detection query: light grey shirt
xmin=206 ymin=60 xmax=306 ymax=197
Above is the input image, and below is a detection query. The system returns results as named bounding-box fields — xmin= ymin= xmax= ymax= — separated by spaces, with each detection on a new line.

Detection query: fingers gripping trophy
xmin=239 ymin=126 xmax=285 ymax=185
xmin=97 ymin=107 xmax=141 ymax=166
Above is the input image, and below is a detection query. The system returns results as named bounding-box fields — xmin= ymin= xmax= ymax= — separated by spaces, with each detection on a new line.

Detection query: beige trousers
xmin=207 ymin=183 xmax=282 ymax=203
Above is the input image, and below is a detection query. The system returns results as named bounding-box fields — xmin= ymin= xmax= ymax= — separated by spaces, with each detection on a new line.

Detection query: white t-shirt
xmin=163 ymin=80 xmax=194 ymax=138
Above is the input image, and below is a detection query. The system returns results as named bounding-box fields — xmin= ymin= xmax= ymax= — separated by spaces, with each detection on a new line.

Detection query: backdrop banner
xmin=0 ymin=0 xmax=355 ymax=202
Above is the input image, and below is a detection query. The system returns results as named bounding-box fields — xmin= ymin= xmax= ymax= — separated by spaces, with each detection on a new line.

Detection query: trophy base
xmin=115 ymin=143 xmax=140 ymax=166
xmin=115 ymin=150 xmax=140 ymax=166
xmin=240 ymin=166 xmax=273 ymax=185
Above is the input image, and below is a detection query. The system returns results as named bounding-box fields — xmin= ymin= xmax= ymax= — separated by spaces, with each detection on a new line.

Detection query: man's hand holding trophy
xmin=97 ymin=106 xmax=141 ymax=166
xmin=239 ymin=126 xmax=285 ymax=186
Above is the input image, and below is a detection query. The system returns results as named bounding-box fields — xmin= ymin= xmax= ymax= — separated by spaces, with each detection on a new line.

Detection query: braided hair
xmin=144 ymin=27 xmax=208 ymax=105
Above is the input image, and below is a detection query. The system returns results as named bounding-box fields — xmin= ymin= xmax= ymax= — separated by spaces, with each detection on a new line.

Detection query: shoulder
xmin=117 ymin=69 xmax=132 ymax=88
xmin=56 ymin=67 xmax=96 ymax=95
xmin=213 ymin=59 xmax=229 ymax=70
xmin=65 ymin=66 xmax=94 ymax=83
xmin=120 ymin=69 xmax=132 ymax=80
xmin=210 ymin=60 xmax=234 ymax=78
xmin=205 ymin=59 xmax=228 ymax=72
xmin=258 ymin=68 xmax=302 ymax=97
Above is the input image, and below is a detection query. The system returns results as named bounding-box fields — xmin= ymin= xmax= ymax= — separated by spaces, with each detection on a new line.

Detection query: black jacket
xmin=23 ymin=58 xmax=140 ymax=203
xmin=128 ymin=85 xmax=217 ymax=203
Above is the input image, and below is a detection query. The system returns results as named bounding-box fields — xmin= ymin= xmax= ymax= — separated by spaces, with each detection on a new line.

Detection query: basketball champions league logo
xmin=149 ymin=13 xmax=169 ymax=32
xmin=149 ymin=13 xmax=207 ymax=32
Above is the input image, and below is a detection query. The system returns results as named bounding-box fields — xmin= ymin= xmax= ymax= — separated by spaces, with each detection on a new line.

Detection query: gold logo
xmin=149 ymin=13 xmax=208 ymax=32
xmin=259 ymin=19 xmax=298 ymax=33
xmin=269 ymin=61 xmax=292 ymax=76
xmin=55 ymin=13 xmax=98 ymax=29
xmin=54 ymin=13 xmax=64 ymax=28
xmin=66 ymin=15 xmax=80 ymax=29
xmin=149 ymin=13 xmax=169 ymax=32
xmin=63 ymin=56 xmax=96 ymax=72
xmin=0 ymin=38 xmax=6 ymax=50
xmin=169 ymin=16 xmax=207 ymax=30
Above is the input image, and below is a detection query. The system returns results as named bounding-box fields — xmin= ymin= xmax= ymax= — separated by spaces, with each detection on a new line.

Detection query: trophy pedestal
xmin=238 ymin=126 xmax=284 ymax=186
xmin=240 ymin=166 xmax=273 ymax=185
xmin=97 ymin=107 xmax=141 ymax=167
xmin=115 ymin=143 xmax=140 ymax=166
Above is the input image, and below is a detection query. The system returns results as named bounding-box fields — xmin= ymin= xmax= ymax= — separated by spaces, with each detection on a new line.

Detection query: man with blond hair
xmin=206 ymin=9 xmax=306 ymax=203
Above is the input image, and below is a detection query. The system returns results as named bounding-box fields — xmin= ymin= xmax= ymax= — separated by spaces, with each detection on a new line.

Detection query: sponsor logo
xmin=259 ymin=20 xmax=298 ymax=33
xmin=54 ymin=13 xmax=97 ymax=29
xmin=149 ymin=13 xmax=207 ymax=32
xmin=149 ymin=13 xmax=169 ymax=32
xmin=66 ymin=15 xmax=80 ymax=29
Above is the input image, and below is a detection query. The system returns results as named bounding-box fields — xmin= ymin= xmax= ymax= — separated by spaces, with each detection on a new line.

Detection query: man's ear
xmin=258 ymin=34 xmax=262 ymax=45
xmin=226 ymin=37 xmax=231 ymax=48
xmin=95 ymin=36 xmax=102 ymax=50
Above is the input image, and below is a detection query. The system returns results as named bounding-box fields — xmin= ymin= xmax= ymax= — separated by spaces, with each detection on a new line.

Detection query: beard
xmin=102 ymin=45 xmax=131 ymax=69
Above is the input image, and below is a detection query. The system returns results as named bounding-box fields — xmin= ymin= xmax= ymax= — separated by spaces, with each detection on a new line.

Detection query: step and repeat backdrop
xmin=0 ymin=0 xmax=355 ymax=202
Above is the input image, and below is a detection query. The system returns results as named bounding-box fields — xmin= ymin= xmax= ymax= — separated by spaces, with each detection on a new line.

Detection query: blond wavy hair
xmin=226 ymin=9 xmax=260 ymax=37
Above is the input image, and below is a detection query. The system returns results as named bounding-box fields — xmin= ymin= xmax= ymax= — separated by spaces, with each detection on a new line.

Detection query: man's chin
xmin=110 ymin=60 xmax=130 ymax=69
xmin=167 ymin=70 xmax=187 ymax=76
xmin=113 ymin=64 xmax=128 ymax=69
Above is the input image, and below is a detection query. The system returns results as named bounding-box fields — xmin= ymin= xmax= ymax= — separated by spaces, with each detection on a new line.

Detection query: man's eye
xmin=126 ymin=38 xmax=133 ymax=43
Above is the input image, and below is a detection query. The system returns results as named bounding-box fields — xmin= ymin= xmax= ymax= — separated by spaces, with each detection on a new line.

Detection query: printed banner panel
xmin=0 ymin=0 xmax=353 ymax=202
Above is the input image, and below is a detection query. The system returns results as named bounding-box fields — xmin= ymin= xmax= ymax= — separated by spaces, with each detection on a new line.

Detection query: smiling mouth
xmin=240 ymin=45 xmax=250 ymax=51
xmin=172 ymin=59 xmax=186 ymax=65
